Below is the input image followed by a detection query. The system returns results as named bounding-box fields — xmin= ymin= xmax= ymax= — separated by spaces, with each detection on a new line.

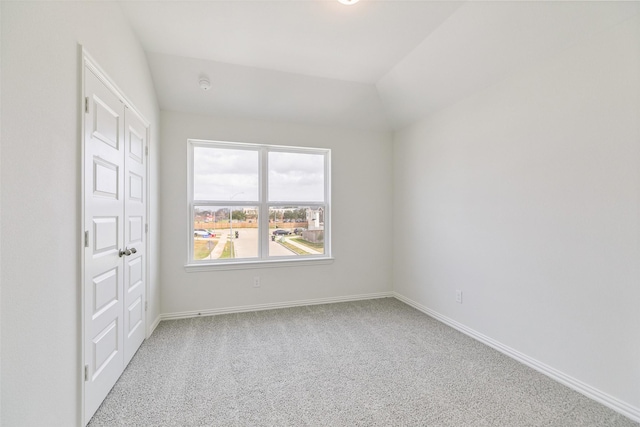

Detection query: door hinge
xmin=84 ymin=365 xmax=89 ymax=382
xmin=84 ymin=230 xmax=89 ymax=248
xmin=145 ymin=301 xmax=148 ymax=312
xmin=145 ymin=223 xmax=148 ymax=233
xmin=85 ymin=97 xmax=89 ymax=113
xmin=145 ymin=146 xmax=149 ymax=156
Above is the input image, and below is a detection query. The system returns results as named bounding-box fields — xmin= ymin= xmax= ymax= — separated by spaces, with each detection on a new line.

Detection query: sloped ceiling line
xmin=121 ymin=1 xmax=640 ymax=132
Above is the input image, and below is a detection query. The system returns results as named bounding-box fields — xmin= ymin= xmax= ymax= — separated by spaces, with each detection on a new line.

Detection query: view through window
xmin=189 ymin=140 xmax=330 ymax=264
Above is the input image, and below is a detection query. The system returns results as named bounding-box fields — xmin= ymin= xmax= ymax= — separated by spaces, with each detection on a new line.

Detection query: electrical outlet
xmin=253 ymin=276 xmax=260 ymax=288
xmin=456 ymin=290 xmax=462 ymax=304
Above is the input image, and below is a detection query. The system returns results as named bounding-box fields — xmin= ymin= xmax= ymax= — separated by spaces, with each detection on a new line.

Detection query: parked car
xmin=194 ymin=230 xmax=211 ymax=238
xmin=272 ymin=229 xmax=291 ymax=235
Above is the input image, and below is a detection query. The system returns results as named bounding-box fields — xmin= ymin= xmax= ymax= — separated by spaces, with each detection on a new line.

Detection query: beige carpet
xmin=88 ymin=298 xmax=638 ymax=426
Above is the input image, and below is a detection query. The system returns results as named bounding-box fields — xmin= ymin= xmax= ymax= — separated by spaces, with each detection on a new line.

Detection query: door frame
xmin=79 ymin=47 xmax=152 ymax=426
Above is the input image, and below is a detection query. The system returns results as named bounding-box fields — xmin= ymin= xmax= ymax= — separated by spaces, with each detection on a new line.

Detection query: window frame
xmin=186 ymin=139 xmax=332 ymax=271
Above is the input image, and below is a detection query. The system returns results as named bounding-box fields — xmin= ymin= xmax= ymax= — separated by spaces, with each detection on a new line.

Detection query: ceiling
xmin=120 ymin=1 xmax=640 ymax=132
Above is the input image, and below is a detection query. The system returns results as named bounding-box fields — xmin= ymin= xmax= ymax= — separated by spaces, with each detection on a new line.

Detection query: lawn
xmin=220 ymin=241 xmax=234 ymax=259
xmin=290 ymin=236 xmax=324 ymax=252
xmin=277 ymin=239 xmax=312 ymax=256
xmin=194 ymin=238 xmax=218 ymax=260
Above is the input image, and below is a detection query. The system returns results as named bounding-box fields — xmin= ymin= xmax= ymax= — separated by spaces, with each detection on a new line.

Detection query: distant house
xmin=306 ymin=207 xmax=324 ymax=231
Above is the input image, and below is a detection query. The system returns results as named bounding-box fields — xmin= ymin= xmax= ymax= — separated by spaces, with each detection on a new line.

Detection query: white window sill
xmin=184 ymin=257 xmax=334 ymax=272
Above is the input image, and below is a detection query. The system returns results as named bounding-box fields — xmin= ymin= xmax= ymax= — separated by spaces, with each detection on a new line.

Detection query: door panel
xmin=93 ymin=268 xmax=118 ymax=316
xmin=92 ymin=320 xmax=119 ymax=377
xmin=92 ymin=97 xmax=120 ymax=149
xmin=129 ymin=216 xmax=143 ymax=243
xmin=127 ymin=297 xmax=144 ymax=337
xmin=128 ymin=128 xmax=144 ymax=162
xmin=129 ymin=172 xmax=143 ymax=201
xmin=92 ymin=217 xmax=118 ymax=254
xmin=93 ymin=159 xmax=119 ymax=198
xmin=127 ymin=257 xmax=143 ymax=289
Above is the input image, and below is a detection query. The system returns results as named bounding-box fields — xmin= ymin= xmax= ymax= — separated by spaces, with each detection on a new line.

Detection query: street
xmin=213 ymin=228 xmax=295 ymax=258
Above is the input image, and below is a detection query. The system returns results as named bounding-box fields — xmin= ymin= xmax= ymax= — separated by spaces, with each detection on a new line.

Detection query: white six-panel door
xmin=83 ymin=61 xmax=147 ymax=423
xmin=123 ymin=107 xmax=147 ymax=366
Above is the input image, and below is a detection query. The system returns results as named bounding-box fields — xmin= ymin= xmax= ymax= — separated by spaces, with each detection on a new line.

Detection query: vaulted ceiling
xmin=120 ymin=1 xmax=639 ymax=132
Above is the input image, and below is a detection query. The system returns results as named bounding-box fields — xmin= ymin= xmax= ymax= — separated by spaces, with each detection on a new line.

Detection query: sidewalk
xmin=207 ymin=233 xmax=228 ymax=259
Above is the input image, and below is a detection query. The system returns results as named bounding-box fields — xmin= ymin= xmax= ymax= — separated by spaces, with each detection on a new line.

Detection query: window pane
xmin=194 ymin=147 xmax=259 ymax=201
xmin=268 ymin=152 xmax=324 ymax=202
xmin=193 ymin=206 xmax=258 ymax=260
xmin=268 ymin=206 xmax=325 ymax=257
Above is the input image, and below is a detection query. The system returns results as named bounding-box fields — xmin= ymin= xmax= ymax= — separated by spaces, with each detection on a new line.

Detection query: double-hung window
xmin=187 ymin=139 xmax=331 ymax=268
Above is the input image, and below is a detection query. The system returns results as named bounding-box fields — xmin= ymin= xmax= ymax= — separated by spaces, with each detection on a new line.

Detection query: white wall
xmin=1 ymin=2 xmax=159 ymax=425
xmin=393 ymin=15 xmax=640 ymax=414
xmin=160 ymin=111 xmax=393 ymax=315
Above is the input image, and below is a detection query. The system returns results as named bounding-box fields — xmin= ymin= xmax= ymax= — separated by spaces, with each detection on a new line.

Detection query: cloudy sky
xmin=194 ymin=146 xmax=324 ymax=202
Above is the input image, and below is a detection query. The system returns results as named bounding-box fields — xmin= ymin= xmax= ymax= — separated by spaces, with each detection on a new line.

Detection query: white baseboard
xmin=160 ymin=291 xmax=394 ymax=321
xmin=392 ymin=292 xmax=640 ymax=423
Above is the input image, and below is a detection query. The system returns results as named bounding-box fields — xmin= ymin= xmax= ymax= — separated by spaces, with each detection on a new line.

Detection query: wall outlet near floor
xmin=456 ymin=290 xmax=463 ymax=304
xmin=253 ymin=276 xmax=260 ymax=288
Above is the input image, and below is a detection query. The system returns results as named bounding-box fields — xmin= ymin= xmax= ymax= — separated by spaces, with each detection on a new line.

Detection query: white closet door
xmin=83 ymin=61 xmax=148 ymax=424
xmin=83 ymin=67 xmax=126 ymax=421
xmin=123 ymin=106 xmax=147 ymax=366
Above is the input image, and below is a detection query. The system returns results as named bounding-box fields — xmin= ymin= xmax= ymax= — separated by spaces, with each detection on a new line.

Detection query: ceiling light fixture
xmin=338 ymin=0 xmax=359 ymax=5
xmin=198 ymin=76 xmax=211 ymax=91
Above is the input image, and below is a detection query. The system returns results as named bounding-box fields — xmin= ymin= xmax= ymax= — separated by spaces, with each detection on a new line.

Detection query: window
xmin=187 ymin=140 xmax=331 ymax=268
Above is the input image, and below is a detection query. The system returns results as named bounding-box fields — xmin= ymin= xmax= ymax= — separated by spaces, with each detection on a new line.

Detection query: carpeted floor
xmin=88 ymin=298 xmax=638 ymax=426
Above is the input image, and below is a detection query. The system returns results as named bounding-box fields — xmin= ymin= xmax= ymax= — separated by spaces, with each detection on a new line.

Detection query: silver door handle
xmin=119 ymin=247 xmax=132 ymax=257
xmin=130 ymin=247 xmax=137 ymax=254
